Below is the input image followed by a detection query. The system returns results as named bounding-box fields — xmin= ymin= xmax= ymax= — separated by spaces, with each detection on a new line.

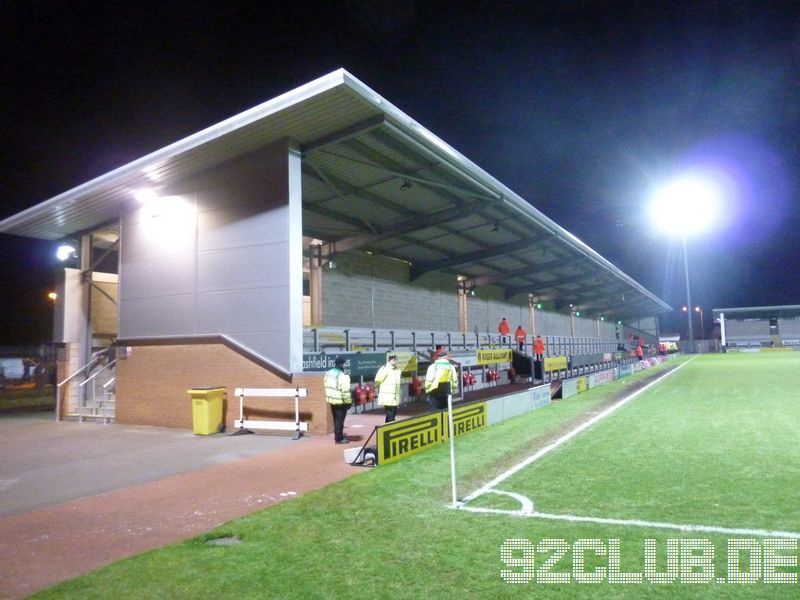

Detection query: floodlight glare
xmin=649 ymin=173 xmax=722 ymax=236
xmin=134 ymin=188 xmax=159 ymax=204
xmin=56 ymin=244 xmax=77 ymax=262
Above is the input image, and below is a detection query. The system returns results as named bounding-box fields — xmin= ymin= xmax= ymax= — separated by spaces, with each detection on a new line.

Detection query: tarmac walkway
xmin=0 ymin=409 xmax=386 ymax=599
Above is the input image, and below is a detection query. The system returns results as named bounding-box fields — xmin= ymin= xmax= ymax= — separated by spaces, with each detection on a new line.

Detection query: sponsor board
xmin=477 ymin=348 xmax=513 ymax=365
xmin=532 ymin=384 xmax=551 ymax=409
xmin=375 ymin=402 xmax=487 ymax=464
xmin=576 ymin=376 xmax=588 ymax=393
xmin=588 ymin=369 xmax=614 ymax=388
xmin=544 ymin=355 xmax=568 ymax=372
xmin=377 ymin=413 xmax=442 ymax=465
xmin=618 ymin=364 xmax=634 ymax=378
xmin=603 ymin=352 xmax=613 ymax=362
xmin=561 ymin=378 xmax=578 ymax=398
xmin=441 ymin=402 xmax=487 ymax=440
xmin=302 ymin=352 xmax=387 ymax=377
xmin=393 ymin=351 xmax=418 ymax=374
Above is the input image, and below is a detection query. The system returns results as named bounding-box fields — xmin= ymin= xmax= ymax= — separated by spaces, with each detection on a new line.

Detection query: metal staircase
xmin=56 ymin=349 xmax=116 ymax=423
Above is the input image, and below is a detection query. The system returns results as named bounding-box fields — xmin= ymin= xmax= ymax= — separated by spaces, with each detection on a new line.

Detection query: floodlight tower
xmin=650 ymin=174 xmax=721 ymax=353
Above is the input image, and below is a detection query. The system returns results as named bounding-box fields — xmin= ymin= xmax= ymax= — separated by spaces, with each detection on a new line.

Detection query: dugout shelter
xmin=0 ymin=69 xmax=671 ymax=433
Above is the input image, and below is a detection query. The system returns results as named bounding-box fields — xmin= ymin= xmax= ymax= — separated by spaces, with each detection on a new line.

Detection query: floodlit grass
xmin=497 ymin=353 xmax=800 ymax=532
xmin=34 ymin=355 xmax=800 ymax=598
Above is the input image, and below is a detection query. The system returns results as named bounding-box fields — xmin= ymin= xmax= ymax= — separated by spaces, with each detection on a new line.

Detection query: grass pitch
xmin=33 ymin=353 xmax=800 ymax=598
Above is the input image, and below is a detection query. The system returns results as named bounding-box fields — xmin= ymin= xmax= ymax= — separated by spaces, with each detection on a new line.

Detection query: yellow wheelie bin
xmin=187 ymin=387 xmax=225 ymax=435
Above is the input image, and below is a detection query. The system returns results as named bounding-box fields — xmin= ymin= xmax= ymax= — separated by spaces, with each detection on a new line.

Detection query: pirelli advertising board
xmin=376 ymin=402 xmax=487 ymax=465
xmin=476 ymin=348 xmax=512 ymax=365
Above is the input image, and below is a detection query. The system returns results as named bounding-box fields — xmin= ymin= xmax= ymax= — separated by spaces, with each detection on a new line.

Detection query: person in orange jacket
xmin=498 ymin=318 xmax=510 ymax=345
xmin=514 ymin=326 xmax=527 ymax=352
xmin=635 ymin=345 xmax=644 ymax=360
xmin=533 ymin=335 xmax=546 ymax=361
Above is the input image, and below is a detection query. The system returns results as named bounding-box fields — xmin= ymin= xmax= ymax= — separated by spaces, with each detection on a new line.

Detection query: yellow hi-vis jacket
xmin=424 ymin=358 xmax=459 ymax=396
xmin=323 ymin=368 xmax=351 ymax=405
xmin=374 ymin=363 xmax=402 ymax=407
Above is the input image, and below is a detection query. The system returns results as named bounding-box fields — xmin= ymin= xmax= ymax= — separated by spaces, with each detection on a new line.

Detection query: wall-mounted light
xmin=56 ymin=243 xmax=77 ymax=262
xmin=47 ymin=291 xmax=58 ymax=301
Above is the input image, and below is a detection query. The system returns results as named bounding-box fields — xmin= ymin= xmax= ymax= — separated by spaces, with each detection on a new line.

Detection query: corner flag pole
xmin=447 ymin=385 xmax=457 ymax=507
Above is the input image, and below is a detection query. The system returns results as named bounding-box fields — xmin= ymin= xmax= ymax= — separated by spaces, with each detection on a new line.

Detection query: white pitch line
xmin=457 ymin=357 xmax=695 ymax=507
xmin=460 ymin=504 xmax=800 ymax=540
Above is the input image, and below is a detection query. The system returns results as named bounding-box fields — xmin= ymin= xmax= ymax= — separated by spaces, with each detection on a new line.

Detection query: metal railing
xmin=55 ymin=350 xmax=116 ymax=422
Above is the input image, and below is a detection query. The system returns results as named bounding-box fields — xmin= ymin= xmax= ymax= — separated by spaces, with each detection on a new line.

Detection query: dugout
xmin=0 ymin=69 xmax=670 ymax=433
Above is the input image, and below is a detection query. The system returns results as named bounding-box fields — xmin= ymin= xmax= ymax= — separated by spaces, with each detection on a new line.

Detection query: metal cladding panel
xmin=197 ymin=287 xmax=288 ymax=332
xmin=122 ymin=253 xmax=196 ymax=300
xmin=119 ymin=295 xmax=197 ymax=338
xmin=197 ymin=206 xmax=288 ymax=252
xmin=198 ymin=243 xmax=289 ymax=293
xmin=118 ymin=141 xmax=300 ymax=372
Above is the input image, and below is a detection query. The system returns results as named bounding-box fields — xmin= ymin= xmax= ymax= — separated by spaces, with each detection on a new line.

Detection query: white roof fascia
xmin=0 ymin=69 xmax=349 ymax=232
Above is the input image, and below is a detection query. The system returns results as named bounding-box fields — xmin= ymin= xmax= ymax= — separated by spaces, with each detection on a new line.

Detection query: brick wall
xmin=115 ymin=342 xmax=331 ymax=435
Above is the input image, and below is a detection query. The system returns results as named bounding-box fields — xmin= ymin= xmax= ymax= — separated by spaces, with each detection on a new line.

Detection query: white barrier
xmin=233 ymin=387 xmax=308 ymax=440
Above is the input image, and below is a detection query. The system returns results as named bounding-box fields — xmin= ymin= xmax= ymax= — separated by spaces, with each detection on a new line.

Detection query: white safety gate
xmin=232 ymin=387 xmax=308 ymax=440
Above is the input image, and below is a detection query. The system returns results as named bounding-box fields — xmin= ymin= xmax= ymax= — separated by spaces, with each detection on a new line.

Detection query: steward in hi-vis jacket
xmin=424 ymin=355 xmax=459 ymax=411
xmin=324 ymin=357 xmax=352 ymax=444
xmin=374 ymin=353 xmax=402 ymax=423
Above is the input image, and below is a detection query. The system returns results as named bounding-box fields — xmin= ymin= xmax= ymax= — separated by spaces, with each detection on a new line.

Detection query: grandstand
xmin=0 ymin=69 xmax=670 ymax=434
xmin=715 ymin=305 xmax=800 ymax=349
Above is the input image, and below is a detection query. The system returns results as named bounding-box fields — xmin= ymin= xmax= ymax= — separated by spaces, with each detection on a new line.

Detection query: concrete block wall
xmin=535 ymin=310 xmax=571 ymax=336
xmin=322 ymin=251 xmax=459 ymax=330
xmin=321 ymin=251 xmax=620 ymax=343
xmin=115 ymin=343 xmax=331 ymax=435
xmin=467 ymin=286 xmax=527 ymax=335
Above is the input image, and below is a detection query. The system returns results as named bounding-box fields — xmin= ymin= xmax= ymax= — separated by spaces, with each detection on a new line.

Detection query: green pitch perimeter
xmin=36 ymin=353 xmax=800 ymax=598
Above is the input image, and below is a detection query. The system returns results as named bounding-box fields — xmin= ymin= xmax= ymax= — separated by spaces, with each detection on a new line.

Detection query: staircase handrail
xmin=79 ymin=359 xmax=117 ymax=387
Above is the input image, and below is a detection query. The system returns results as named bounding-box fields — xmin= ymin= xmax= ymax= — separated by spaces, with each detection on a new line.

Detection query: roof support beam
xmin=467 ymin=253 xmax=578 ymax=288
xmin=411 ymin=239 xmax=537 ymax=280
xmin=328 ymin=197 xmax=492 ymax=255
xmin=301 ymin=115 xmax=386 ymax=154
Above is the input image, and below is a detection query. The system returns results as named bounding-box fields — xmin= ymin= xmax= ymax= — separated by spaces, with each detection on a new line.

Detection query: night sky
xmin=1 ymin=1 xmax=798 ymax=343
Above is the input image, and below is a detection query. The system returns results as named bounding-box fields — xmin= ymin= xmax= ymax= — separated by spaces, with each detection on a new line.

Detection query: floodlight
xmin=56 ymin=244 xmax=77 ymax=262
xmin=649 ymin=173 xmax=722 ymax=236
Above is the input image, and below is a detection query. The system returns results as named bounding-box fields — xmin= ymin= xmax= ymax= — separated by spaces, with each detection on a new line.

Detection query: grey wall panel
xmin=198 ymin=204 xmax=289 ymax=252
xmin=121 ymin=204 xmax=197 ymax=262
xmin=121 ymin=253 xmax=196 ymax=300
xmin=197 ymin=287 xmax=287 ymax=332
xmin=119 ymin=140 xmax=302 ymax=373
xmin=119 ymin=295 xmax=196 ymax=338
xmin=198 ymin=244 xmax=289 ymax=293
